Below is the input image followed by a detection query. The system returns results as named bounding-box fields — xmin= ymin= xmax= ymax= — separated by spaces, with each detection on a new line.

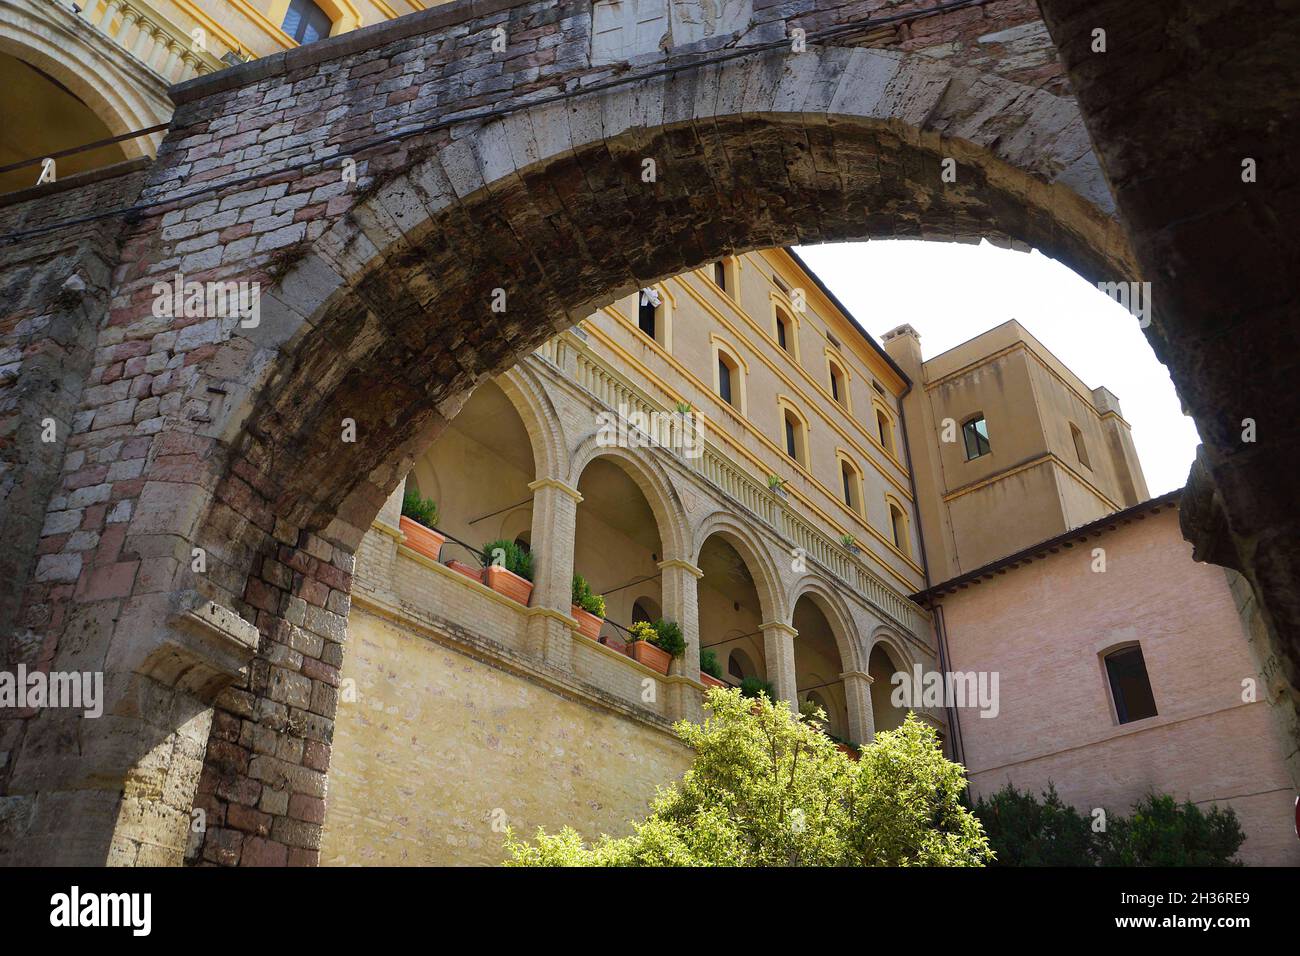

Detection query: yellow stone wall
xmin=320 ymin=605 xmax=693 ymax=865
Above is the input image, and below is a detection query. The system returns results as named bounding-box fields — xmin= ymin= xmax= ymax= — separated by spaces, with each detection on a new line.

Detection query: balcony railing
xmin=536 ymin=332 xmax=931 ymax=640
xmin=61 ymin=0 xmax=228 ymax=83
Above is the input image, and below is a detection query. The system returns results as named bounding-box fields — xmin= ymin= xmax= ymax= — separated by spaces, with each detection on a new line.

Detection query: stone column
xmin=523 ymin=478 xmax=582 ymax=669
xmin=658 ymin=558 xmax=704 ymax=721
xmin=841 ymin=670 xmax=875 ymax=745
xmin=761 ymin=621 xmax=798 ymax=708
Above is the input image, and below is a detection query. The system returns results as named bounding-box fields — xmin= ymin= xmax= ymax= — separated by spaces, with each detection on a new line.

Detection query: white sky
xmin=793 ymin=240 xmax=1200 ymax=497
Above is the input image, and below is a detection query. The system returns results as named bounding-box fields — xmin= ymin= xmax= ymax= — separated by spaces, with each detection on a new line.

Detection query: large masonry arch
xmin=9 ymin=0 xmax=1288 ymax=868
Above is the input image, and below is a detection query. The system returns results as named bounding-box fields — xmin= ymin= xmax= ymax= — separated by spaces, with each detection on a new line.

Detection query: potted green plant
xmin=570 ymin=574 xmax=606 ymax=640
xmin=739 ymin=676 xmax=776 ymax=701
xmin=699 ymin=648 xmax=726 ymax=689
xmin=839 ymin=533 xmax=861 ymax=555
xmin=399 ymin=488 xmax=445 ymax=561
xmin=766 ymin=474 xmax=788 ymax=499
xmin=480 ymin=539 xmax=533 ymax=605
xmin=626 ymin=619 xmax=683 ymax=675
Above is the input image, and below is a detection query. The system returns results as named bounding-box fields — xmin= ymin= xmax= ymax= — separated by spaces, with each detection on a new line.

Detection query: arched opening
xmin=781 ymin=403 xmax=809 ymax=468
xmin=0 ymin=52 xmax=127 ymax=194
xmin=714 ymin=344 xmax=743 ymax=412
xmin=773 ymin=305 xmax=796 ymax=358
xmin=827 ymin=356 xmax=848 ymax=410
xmin=408 ymin=378 xmax=537 ymax=570
xmin=16 ymin=37 xmax=1151 ymax=866
xmin=869 ymin=642 xmax=910 ymax=734
xmin=573 ymin=456 xmax=665 ymax=646
xmin=697 ymin=533 xmax=770 ymax=692
xmin=875 ymin=406 xmax=895 ymax=457
xmin=793 ymin=593 xmax=850 ymax=741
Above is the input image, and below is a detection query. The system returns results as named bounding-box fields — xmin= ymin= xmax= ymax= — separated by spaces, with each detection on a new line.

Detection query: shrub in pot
xmin=627 ymin=620 xmax=671 ymax=675
xmin=739 ymin=676 xmax=776 ymax=702
xmin=481 ymin=539 xmax=534 ymax=605
xmin=399 ymin=489 xmax=445 ymax=561
xmin=651 ymin=618 xmax=685 ymax=657
xmin=571 ymin=574 xmax=605 ymax=640
xmin=699 ymin=648 xmax=726 ymax=689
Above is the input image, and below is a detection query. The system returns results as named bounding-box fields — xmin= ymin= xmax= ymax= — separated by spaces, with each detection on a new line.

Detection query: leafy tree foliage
xmin=505 ymin=688 xmax=992 ymax=866
xmin=1096 ymin=793 xmax=1245 ymax=866
xmin=971 ymin=785 xmax=1245 ymax=867
xmin=973 ymin=783 xmax=1096 ymax=866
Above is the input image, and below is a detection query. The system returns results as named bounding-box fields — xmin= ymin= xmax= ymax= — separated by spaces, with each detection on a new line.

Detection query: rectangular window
xmin=777 ymin=320 xmax=787 ymax=350
xmin=1105 ymin=646 xmax=1158 ymax=724
xmin=841 ymin=462 xmax=855 ymax=509
xmin=1071 ymin=423 xmax=1091 ymax=469
xmin=713 ymin=261 xmax=727 ymax=293
xmin=962 ymin=416 xmax=991 ymax=460
xmin=785 ymin=418 xmax=797 ymax=459
xmin=830 ymin=374 xmax=839 ymax=402
xmin=282 ymin=0 xmax=332 ymax=44
xmin=718 ymin=358 xmax=732 ymax=405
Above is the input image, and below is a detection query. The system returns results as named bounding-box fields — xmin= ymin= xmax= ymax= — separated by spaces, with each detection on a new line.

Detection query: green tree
xmin=972 ymin=783 xmax=1096 ymax=866
xmin=1097 ymin=794 xmax=1244 ymax=866
xmin=504 ymin=688 xmax=991 ymax=866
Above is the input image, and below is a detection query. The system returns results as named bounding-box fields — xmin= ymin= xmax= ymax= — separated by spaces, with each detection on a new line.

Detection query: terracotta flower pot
xmin=700 ymin=672 xmax=727 ymax=689
xmin=446 ymin=560 xmax=482 ymax=583
xmin=399 ymin=515 xmax=445 ymax=562
xmin=483 ymin=565 xmax=533 ymax=605
xmin=571 ymin=605 xmax=603 ymax=640
xmin=629 ymin=639 xmax=671 ymax=675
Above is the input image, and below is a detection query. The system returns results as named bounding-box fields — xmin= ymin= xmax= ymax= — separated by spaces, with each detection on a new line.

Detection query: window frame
xmin=631 ymin=283 xmax=672 ymax=351
xmin=710 ymin=336 xmax=747 ymax=415
xmin=825 ymin=351 xmax=851 ymax=412
xmin=885 ymin=494 xmax=911 ymax=557
xmin=962 ymin=414 xmax=992 ymax=461
xmin=836 ymin=451 xmax=864 ymax=514
xmin=872 ymin=399 xmax=897 ymax=458
xmin=708 ymin=256 xmax=739 ymax=300
xmin=1102 ymin=643 xmax=1159 ymax=725
xmin=271 ymin=0 xmax=350 ymax=43
xmin=778 ymin=398 xmax=811 ymax=469
xmin=769 ymin=292 xmax=802 ymax=363
xmin=1070 ymin=421 xmax=1091 ymax=470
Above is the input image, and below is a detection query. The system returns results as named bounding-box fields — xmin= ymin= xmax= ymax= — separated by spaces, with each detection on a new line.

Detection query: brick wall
xmin=940 ymin=508 xmax=1300 ymax=866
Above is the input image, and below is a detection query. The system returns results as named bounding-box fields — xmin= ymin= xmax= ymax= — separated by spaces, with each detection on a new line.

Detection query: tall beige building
xmin=883 ymin=320 xmax=1149 ymax=583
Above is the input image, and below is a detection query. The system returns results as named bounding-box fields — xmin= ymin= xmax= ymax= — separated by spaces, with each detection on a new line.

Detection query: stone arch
xmin=867 ymin=625 xmax=918 ymax=735
xmin=208 ymin=43 xmax=1130 ymax=568
xmin=568 ymin=438 xmax=690 ymax=564
xmin=496 ymin=365 xmax=567 ymax=483
xmin=8 ymin=33 xmax=1137 ymax=866
xmin=692 ymin=512 xmax=787 ymax=626
xmin=789 ymin=575 xmax=862 ymax=673
xmin=868 ymin=625 xmax=918 ymax=671
xmin=0 ymin=5 xmax=170 ymax=161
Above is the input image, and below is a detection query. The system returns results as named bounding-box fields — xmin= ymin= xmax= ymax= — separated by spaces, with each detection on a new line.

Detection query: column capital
xmin=840 ymin=669 xmax=874 ymax=684
xmin=657 ymin=558 xmax=703 ymax=578
xmin=759 ymin=620 xmax=798 ymax=638
xmin=528 ymin=477 xmax=583 ymax=501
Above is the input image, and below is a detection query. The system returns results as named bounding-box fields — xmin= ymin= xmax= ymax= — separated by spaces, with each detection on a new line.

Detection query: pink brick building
xmin=919 ymin=495 xmax=1299 ymax=865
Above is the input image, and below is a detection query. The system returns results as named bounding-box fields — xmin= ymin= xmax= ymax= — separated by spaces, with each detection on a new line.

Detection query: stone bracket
xmin=134 ymin=593 xmax=260 ymax=703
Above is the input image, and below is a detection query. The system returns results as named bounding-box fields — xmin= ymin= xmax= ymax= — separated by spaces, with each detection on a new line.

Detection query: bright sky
xmin=793 ymin=240 xmax=1201 ymax=497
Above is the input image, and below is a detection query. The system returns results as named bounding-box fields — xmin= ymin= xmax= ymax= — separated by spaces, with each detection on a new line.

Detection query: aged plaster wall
xmin=941 ymin=508 xmax=1300 ymax=866
xmin=321 ymin=603 xmax=692 ymax=866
